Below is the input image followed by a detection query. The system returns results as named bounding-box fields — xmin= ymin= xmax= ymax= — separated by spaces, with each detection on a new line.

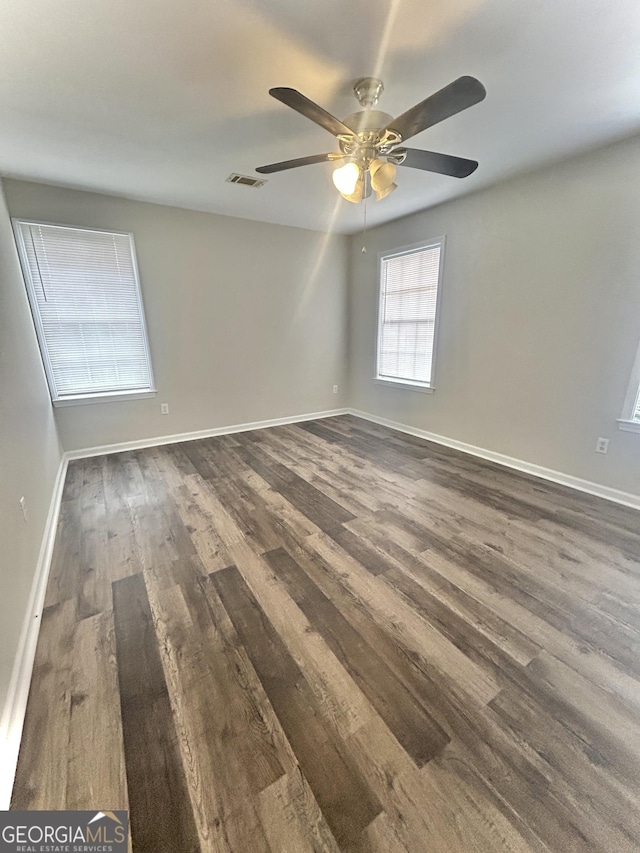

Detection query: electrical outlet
xmin=333 ymin=385 xmax=339 ymax=394
xmin=160 ymin=403 xmax=169 ymax=415
xmin=19 ymin=496 xmax=28 ymax=522
xmin=595 ymin=437 xmax=609 ymax=454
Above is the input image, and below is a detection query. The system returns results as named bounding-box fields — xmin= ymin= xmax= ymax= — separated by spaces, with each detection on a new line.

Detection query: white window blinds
xmin=15 ymin=221 xmax=154 ymax=403
xmin=377 ymin=240 xmax=444 ymax=387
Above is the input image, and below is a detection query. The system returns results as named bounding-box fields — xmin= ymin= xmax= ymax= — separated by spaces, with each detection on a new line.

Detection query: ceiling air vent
xmin=226 ymin=173 xmax=267 ymax=188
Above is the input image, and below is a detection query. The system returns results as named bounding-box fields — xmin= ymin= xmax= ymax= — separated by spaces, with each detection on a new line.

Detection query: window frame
xmin=374 ymin=236 xmax=445 ymax=393
xmin=13 ymin=218 xmax=156 ymax=407
xmin=618 ymin=337 xmax=640 ymax=433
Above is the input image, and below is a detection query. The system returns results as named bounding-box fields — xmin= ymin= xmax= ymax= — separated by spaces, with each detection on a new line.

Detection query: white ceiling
xmin=1 ymin=0 xmax=639 ymax=235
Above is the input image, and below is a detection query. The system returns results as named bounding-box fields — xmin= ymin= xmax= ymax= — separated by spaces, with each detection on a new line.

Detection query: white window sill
xmin=617 ymin=418 xmax=640 ymax=434
xmin=373 ymin=377 xmax=435 ymax=394
xmin=53 ymin=389 xmax=157 ymax=407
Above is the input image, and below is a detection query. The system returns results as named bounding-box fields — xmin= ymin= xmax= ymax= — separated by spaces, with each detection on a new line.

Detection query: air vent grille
xmin=226 ymin=173 xmax=267 ymax=188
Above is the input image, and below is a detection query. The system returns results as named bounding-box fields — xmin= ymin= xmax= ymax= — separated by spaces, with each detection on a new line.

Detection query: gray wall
xmin=348 ymin=134 xmax=640 ymax=497
xmin=3 ymin=180 xmax=349 ymax=452
xmin=0 ymin=181 xmax=62 ymax=714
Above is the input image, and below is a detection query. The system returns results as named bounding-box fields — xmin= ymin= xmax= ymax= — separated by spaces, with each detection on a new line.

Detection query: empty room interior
xmin=2 ymin=1 xmax=640 ymax=850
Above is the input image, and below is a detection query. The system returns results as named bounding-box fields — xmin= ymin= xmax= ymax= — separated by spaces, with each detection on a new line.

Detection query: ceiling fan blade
xmin=384 ymin=76 xmax=486 ymax=143
xmin=256 ymin=153 xmax=345 ymax=174
xmin=269 ymin=87 xmax=356 ymax=138
xmin=399 ymin=148 xmax=479 ymax=178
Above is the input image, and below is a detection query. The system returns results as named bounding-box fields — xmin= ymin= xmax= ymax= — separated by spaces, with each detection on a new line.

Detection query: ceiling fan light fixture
xmin=332 ymin=161 xmax=360 ymax=195
xmin=370 ymin=159 xmax=397 ymax=192
xmin=340 ymin=177 xmax=364 ymax=204
xmin=375 ymin=182 xmax=397 ymax=201
xmin=340 ymin=171 xmax=375 ymax=204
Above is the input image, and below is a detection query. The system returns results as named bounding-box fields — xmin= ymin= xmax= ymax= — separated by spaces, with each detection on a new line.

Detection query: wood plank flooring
xmin=11 ymin=414 xmax=640 ymax=852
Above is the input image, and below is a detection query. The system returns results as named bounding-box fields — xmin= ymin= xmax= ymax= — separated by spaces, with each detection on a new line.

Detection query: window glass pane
xmin=15 ymin=222 xmax=154 ymax=400
xmin=377 ymin=242 xmax=442 ymax=385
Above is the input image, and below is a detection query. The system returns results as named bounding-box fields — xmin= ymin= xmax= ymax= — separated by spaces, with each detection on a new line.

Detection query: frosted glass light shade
xmin=333 ymin=162 xmax=360 ymax=195
xmin=375 ymin=183 xmax=397 ymax=201
xmin=370 ymin=159 xmax=397 ymax=192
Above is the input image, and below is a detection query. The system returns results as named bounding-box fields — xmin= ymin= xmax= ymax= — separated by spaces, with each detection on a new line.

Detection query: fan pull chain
xmin=361 ymin=197 xmax=368 ymax=254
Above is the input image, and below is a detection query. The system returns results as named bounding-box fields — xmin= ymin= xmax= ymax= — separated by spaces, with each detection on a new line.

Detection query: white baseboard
xmin=66 ymin=407 xmax=350 ymax=460
xmin=349 ymin=408 xmax=640 ymax=512
xmin=0 ymin=453 xmax=69 ymax=809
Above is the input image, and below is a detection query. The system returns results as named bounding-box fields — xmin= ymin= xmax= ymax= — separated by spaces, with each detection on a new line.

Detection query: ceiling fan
xmin=256 ymin=76 xmax=486 ymax=203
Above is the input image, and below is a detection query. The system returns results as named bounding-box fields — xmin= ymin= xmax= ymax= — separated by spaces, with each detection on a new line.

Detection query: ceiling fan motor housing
xmin=342 ymin=110 xmax=394 ymax=134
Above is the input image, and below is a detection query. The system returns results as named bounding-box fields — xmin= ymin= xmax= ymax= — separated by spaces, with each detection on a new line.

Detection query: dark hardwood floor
xmin=11 ymin=415 xmax=640 ymax=851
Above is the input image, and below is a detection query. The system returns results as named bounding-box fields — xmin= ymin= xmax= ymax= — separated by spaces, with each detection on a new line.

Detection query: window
xmin=14 ymin=220 xmax=155 ymax=406
xmin=618 ymin=339 xmax=640 ymax=433
xmin=376 ymin=238 xmax=444 ymax=390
